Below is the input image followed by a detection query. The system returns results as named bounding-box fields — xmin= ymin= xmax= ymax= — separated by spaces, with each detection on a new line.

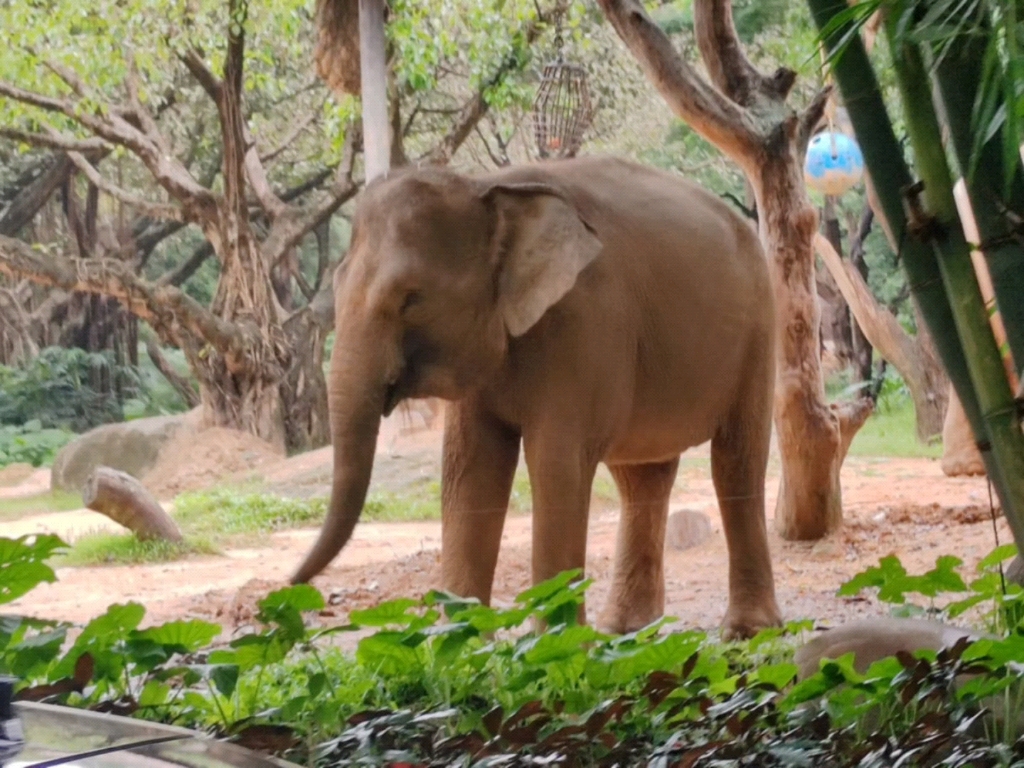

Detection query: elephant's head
xmin=291 ymin=166 xmax=602 ymax=583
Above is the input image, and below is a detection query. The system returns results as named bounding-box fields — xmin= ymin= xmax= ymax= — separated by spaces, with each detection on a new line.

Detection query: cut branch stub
xmin=83 ymin=467 xmax=183 ymax=543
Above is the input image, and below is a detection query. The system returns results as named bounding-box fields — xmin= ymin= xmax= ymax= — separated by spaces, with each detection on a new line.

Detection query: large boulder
xmin=50 ymin=410 xmax=199 ymax=493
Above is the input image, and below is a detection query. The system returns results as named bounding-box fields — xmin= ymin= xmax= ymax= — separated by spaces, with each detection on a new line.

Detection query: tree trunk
xmin=815 ymin=233 xmax=947 ymax=440
xmin=819 ymin=197 xmax=856 ymax=370
xmin=756 ymin=155 xmax=872 ymax=539
xmin=185 ymin=0 xmax=295 ymax=452
xmin=597 ymin=0 xmax=873 ymax=541
xmin=83 ymin=467 xmax=183 ymax=543
xmin=941 ymin=386 xmax=985 ymax=477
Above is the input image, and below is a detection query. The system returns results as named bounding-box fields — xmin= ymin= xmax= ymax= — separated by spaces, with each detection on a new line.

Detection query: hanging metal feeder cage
xmin=531 ymin=59 xmax=594 ymax=159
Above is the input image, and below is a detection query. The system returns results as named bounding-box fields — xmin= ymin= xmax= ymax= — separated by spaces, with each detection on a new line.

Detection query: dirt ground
xmin=2 ymin=406 xmax=1010 ymax=646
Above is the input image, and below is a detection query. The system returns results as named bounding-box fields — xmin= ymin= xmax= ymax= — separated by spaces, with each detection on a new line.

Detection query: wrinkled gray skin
xmin=292 ymin=156 xmax=781 ymax=638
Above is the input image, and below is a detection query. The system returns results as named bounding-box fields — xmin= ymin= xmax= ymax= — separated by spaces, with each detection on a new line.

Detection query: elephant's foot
xmin=596 ymin=589 xmax=664 ymax=635
xmin=721 ymin=596 xmax=782 ymax=641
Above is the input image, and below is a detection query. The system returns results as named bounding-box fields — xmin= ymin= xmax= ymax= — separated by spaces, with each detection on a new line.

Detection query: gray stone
xmin=50 ymin=410 xmax=199 ymax=493
xmin=794 ymin=617 xmax=980 ymax=680
xmin=665 ymin=508 xmax=713 ymax=551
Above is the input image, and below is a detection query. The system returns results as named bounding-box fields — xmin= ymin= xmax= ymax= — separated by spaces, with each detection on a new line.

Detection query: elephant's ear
xmin=482 ymin=182 xmax=603 ymax=337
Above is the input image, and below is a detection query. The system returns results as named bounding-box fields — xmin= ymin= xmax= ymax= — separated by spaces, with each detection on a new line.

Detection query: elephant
xmin=291 ymin=155 xmax=781 ymax=639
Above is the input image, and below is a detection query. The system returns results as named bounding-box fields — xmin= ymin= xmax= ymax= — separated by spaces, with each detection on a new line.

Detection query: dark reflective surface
xmin=7 ymin=702 xmax=298 ymax=768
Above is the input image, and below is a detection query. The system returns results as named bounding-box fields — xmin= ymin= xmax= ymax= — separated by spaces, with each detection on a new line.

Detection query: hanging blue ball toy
xmin=804 ymin=131 xmax=865 ymax=196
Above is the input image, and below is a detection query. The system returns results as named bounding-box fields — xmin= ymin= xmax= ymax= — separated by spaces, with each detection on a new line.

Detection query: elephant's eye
xmin=400 ymin=290 xmax=424 ymax=314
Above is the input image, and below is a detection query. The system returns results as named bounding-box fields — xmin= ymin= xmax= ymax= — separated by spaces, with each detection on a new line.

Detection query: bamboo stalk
xmin=885 ymin=9 xmax=1024 ymax=544
xmin=807 ymin=0 xmax=1024 ymax=543
xmin=930 ymin=29 xmax=1024 ymax=371
xmin=804 ymin=1 xmax=983 ymax=427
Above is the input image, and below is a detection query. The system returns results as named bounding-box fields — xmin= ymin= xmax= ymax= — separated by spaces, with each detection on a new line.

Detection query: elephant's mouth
xmin=383 ymin=364 xmax=417 ymax=416
xmin=383 ymin=379 xmax=402 ymax=417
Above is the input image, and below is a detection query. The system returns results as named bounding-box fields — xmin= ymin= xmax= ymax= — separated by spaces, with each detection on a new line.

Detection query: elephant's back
xmin=486 ymin=156 xmax=767 ymax=290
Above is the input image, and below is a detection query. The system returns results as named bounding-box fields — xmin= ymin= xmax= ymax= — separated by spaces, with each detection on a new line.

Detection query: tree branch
xmin=0 ymin=78 xmax=219 ymax=225
xmin=798 ymin=86 xmax=833 ymax=153
xmin=133 ymin=219 xmax=187 ymax=267
xmin=0 ymin=128 xmax=111 ymax=154
xmin=261 ymin=123 xmax=360 ymax=264
xmin=145 ymin=337 xmax=200 ymax=408
xmin=260 ymin=104 xmax=323 ymax=164
xmin=43 ymin=60 xmax=93 ymax=99
xmin=0 ymin=234 xmax=246 ymax=365
xmin=156 ymin=239 xmax=215 ymax=287
xmin=0 ymin=153 xmax=77 ymax=236
xmin=692 ymin=0 xmax=763 ymax=104
xmin=243 ymin=129 xmax=288 ymax=219
xmin=421 ymin=10 xmax=548 ymax=165
xmin=180 ymin=48 xmax=223 ymax=103
xmin=814 ymin=232 xmax=921 ymax=388
xmin=0 ymin=79 xmax=77 ymax=115
xmin=595 ymin=0 xmax=760 ymax=166
xmin=280 ymin=167 xmax=334 ymax=203
xmin=65 ymin=150 xmax=184 ymax=222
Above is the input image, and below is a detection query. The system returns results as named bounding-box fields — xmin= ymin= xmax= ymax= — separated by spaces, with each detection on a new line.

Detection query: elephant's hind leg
xmin=598 ymin=458 xmax=679 ymax=634
xmin=711 ymin=372 xmax=781 ymax=639
xmin=441 ymin=403 xmax=519 ymax=605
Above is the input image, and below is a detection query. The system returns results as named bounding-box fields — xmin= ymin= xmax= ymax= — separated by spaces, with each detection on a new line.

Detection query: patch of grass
xmin=591 ymin=470 xmax=620 ymax=509
xmin=62 ymin=489 xmax=326 ymax=565
xmin=362 ymin=467 xmax=620 ymax=521
xmin=0 ymin=490 xmax=83 ymax=521
xmin=364 ymin=480 xmax=441 ymax=522
xmin=58 ymin=534 xmax=216 ymax=566
xmin=58 ymin=464 xmax=620 ymax=566
xmin=848 ymin=397 xmax=942 ymax=459
xmin=173 ymin=489 xmax=327 ymax=540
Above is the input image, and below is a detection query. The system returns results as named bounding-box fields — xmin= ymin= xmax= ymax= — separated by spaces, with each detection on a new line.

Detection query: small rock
xmin=810 ymin=538 xmax=842 ymax=558
xmin=665 ymin=509 xmax=712 ymax=551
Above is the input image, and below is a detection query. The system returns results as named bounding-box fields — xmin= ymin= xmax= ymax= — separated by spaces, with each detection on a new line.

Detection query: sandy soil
xmin=2 ymin=408 xmax=1009 ymax=646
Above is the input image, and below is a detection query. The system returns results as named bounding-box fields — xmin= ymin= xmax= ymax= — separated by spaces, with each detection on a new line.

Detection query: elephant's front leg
xmin=523 ymin=434 xmax=598 ymax=615
xmin=441 ymin=403 xmax=520 ymax=605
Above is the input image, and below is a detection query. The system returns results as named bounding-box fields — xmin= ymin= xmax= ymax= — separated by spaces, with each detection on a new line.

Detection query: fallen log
xmin=83 ymin=467 xmax=183 ymax=543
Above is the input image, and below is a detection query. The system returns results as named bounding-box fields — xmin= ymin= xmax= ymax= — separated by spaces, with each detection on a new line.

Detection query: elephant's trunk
xmin=290 ymin=335 xmax=384 ymax=584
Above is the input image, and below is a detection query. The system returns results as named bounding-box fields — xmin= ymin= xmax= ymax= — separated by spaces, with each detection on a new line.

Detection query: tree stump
xmin=941 ymin=386 xmax=986 ymax=477
xmin=82 ymin=467 xmax=183 ymax=543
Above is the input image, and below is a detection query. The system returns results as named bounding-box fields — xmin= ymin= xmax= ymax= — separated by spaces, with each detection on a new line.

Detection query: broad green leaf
xmin=517 ymin=624 xmax=599 ymax=665
xmin=979 ymin=543 xmax=1018 ymax=570
xmin=515 ymin=569 xmax=583 ymax=605
xmin=751 ymin=662 xmax=799 ymax=690
xmin=0 ymin=535 xmax=66 ymax=605
xmin=211 ymin=664 xmax=239 ymax=697
xmin=350 ymin=598 xmax=420 ymax=627
xmin=588 ymin=632 xmax=703 ymax=688
xmin=232 ymin=637 xmax=288 ymax=671
xmin=258 ymin=584 xmax=325 ymax=615
xmin=135 ymin=619 xmax=221 ymax=653
xmin=357 ymin=631 xmax=421 ymax=676
xmin=139 ymin=679 xmax=171 ymax=707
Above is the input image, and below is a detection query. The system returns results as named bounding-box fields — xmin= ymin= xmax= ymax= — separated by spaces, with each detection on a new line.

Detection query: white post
xmin=359 ymin=0 xmax=390 ymax=182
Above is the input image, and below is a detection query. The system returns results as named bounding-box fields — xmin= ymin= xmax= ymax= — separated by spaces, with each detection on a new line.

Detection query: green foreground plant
xmin=6 ymin=533 xmax=1024 ymax=765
